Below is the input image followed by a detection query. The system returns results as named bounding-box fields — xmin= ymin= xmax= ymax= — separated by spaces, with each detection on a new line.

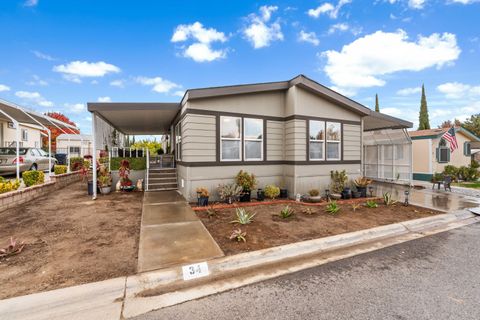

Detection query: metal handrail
xmin=146 ymin=150 xmax=150 ymax=191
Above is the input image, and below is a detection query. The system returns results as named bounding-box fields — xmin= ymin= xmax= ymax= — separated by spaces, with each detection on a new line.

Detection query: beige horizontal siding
xmin=343 ymin=124 xmax=361 ymax=161
xmin=181 ymin=114 xmax=216 ymax=162
xmin=266 ymin=120 xmax=284 ymax=161
xmin=285 ymin=119 xmax=306 ymax=161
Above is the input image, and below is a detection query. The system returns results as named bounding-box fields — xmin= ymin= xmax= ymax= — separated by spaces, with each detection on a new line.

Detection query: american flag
xmin=442 ymin=127 xmax=458 ymax=152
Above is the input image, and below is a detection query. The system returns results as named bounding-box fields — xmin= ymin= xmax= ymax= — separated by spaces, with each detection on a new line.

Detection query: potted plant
xmin=196 ymin=187 xmax=210 ymax=206
xmin=98 ymin=174 xmax=112 ymax=195
xmin=354 ymin=176 xmax=373 ymax=197
xmin=341 ymin=186 xmax=351 ymax=199
xmin=351 ymin=184 xmax=362 ymax=198
xmin=119 ymin=159 xmax=135 ymax=192
xmin=264 ymin=184 xmax=280 ymax=199
xmin=257 ymin=188 xmax=265 ymax=201
xmin=330 ymin=170 xmax=348 ymax=199
xmin=308 ymin=189 xmax=321 ymax=203
xmin=235 ymin=170 xmax=257 ymax=202
xmin=279 ymin=187 xmax=288 ymax=199
xmin=217 ymin=183 xmax=243 ymax=204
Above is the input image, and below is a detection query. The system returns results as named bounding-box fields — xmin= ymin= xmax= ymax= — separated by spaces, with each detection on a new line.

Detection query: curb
xmin=1 ymin=210 xmax=478 ymax=320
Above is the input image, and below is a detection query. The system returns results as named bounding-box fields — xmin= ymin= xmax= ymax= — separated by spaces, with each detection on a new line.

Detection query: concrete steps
xmin=147 ymin=167 xmax=177 ymax=191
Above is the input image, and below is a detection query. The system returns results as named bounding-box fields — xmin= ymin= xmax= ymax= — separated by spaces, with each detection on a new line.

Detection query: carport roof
xmin=87 ymin=102 xmax=180 ymax=135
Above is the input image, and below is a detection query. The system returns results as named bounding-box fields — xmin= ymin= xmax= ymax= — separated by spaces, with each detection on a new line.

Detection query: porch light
xmin=368 ymin=186 xmax=374 ymax=197
xmin=325 ymin=189 xmax=330 ymax=200
xmin=404 ymin=189 xmax=410 ymax=206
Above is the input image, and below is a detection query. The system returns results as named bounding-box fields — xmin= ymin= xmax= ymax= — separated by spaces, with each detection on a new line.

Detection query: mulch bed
xmin=197 ymin=200 xmax=442 ymax=256
xmin=0 ymin=182 xmax=142 ymax=300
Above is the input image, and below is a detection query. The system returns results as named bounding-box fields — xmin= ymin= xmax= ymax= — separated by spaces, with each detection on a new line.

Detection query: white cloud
xmin=382 ymin=107 xmax=404 ymax=117
xmin=65 ymin=103 xmax=85 ymax=114
xmin=397 ymin=87 xmax=422 ymax=95
xmin=23 ymin=0 xmax=38 ymax=7
xmin=53 ymin=61 xmax=121 ymax=83
xmin=408 ymin=0 xmax=426 ymax=9
xmin=32 ymin=50 xmax=55 ymax=61
xmin=97 ymin=96 xmax=112 ymax=102
xmin=15 ymin=91 xmax=53 ymax=107
xmin=85 ymin=116 xmax=92 ymax=122
xmin=307 ymin=0 xmax=351 ymax=19
xmin=173 ymin=90 xmax=185 ymax=97
xmin=298 ymin=30 xmax=320 ymax=46
xmin=171 ymin=22 xmax=227 ymax=62
xmin=244 ymin=6 xmax=283 ymax=49
xmin=437 ymin=82 xmax=480 ymax=99
xmin=322 ymin=30 xmax=460 ymax=93
xmin=135 ymin=76 xmax=181 ymax=94
xmin=110 ymin=79 xmax=125 ymax=88
xmin=26 ymin=75 xmax=48 ymax=86
xmin=328 ymin=23 xmax=362 ymax=35
xmin=448 ymin=0 xmax=480 ymax=3
xmin=0 ymin=84 xmax=10 ymax=92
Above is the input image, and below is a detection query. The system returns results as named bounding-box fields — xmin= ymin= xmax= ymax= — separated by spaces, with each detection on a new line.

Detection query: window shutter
xmin=436 ymin=147 xmax=440 ymax=162
xmin=446 ymin=149 xmax=450 ymax=162
xmin=464 ymin=142 xmax=471 ymax=156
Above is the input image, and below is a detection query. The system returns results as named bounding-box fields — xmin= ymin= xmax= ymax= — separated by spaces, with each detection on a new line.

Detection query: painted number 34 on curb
xmin=182 ymin=262 xmax=209 ymax=281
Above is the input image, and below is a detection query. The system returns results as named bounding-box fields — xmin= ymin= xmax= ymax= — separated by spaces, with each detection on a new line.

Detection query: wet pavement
xmin=138 ymin=190 xmax=224 ymax=272
xmin=372 ymin=181 xmax=480 ymax=211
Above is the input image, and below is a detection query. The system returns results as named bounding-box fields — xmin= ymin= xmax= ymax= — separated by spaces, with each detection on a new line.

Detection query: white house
xmin=0 ymin=120 xmax=43 ymax=148
xmin=56 ymin=133 xmax=93 ymax=157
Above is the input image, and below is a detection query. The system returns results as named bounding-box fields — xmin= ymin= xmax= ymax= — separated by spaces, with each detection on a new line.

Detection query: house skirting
xmin=177 ymin=163 xmax=361 ymax=202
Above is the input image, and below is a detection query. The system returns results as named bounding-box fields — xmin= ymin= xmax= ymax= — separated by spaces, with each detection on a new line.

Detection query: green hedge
xmin=54 ymin=165 xmax=68 ymax=175
xmin=23 ymin=170 xmax=45 ymax=187
xmin=110 ymin=157 xmax=146 ymax=171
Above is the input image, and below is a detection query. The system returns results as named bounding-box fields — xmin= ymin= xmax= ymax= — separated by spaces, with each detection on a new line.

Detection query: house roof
xmin=87 ymin=74 xmax=412 ymax=134
xmin=409 ymin=127 xmax=480 ymax=141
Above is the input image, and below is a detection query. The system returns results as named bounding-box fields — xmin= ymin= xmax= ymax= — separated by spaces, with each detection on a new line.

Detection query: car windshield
xmin=0 ymin=148 xmax=28 ymax=155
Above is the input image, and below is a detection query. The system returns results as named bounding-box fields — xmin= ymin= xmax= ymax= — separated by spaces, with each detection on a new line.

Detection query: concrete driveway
xmin=134 ymin=222 xmax=480 ymax=320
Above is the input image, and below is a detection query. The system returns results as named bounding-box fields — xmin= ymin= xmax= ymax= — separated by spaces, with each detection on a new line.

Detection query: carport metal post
xmin=0 ymin=109 xmax=20 ymax=180
xmin=92 ymin=113 xmax=97 ymax=200
xmin=19 ymin=109 xmax=52 ymax=177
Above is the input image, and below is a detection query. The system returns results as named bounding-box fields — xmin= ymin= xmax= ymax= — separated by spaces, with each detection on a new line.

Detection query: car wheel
xmin=30 ymin=164 xmax=37 ymax=171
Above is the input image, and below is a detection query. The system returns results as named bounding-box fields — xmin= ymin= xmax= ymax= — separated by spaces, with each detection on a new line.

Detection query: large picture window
xmin=326 ymin=122 xmax=341 ymax=160
xmin=221 ymin=116 xmax=242 ymax=161
xmin=244 ymin=118 xmax=263 ymax=161
xmin=309 ymin=120 xmax=325 ymax=160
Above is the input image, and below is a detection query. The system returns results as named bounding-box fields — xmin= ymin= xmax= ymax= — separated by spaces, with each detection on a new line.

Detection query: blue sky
xmin=0 ymin=0 xmax=479 ymax=134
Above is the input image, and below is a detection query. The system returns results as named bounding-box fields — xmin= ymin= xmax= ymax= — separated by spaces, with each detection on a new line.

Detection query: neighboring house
xmin=88 ymin=75 xmax=413 ymax=200
xmin=56 ymin=133 xmax=93 ymax=157
xmin=409 ymin=127 xmax=480 ymax=181
xmin=0 ymin=120 xmax=42 ymax=148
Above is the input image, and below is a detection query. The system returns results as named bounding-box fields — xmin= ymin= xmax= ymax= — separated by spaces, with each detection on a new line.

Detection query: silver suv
xmin=0 ymin=147 xmax=57 ymax=175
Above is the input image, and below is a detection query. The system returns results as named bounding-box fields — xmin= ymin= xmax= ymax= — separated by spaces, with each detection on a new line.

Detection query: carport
xmin=0 ymin=99 xmax=79 ymax=179
xmin=87 ymin=102 xmax=181 ymax=199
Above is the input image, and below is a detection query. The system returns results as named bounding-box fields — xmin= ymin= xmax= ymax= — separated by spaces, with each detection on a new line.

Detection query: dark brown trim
xmin=341 ymin=122 xmax=344 ymax=161
xmin=285 ymin=114 xmax=361 ymax=125
xmin=263 ymin=119 xmax=267 ymax=161
xmin=215 ymin=114 xmax=220 ymax=163
xmin=305 ymin=119 xmax=310 ymax=161
xmin=176 ymin=160 xmax=361 ymax=167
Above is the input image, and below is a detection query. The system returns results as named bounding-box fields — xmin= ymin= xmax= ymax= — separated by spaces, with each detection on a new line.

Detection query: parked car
xmin=0 ymin=147 xmax=57 ymax=175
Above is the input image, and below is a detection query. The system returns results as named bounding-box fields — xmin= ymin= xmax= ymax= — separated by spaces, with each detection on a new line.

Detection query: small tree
xmin=418 ymin=84 xmax=431 ymax=130
xmin=375 ymin=94 xmax=380 ymax=112
xmin=462 ymin=114 xmax=480 ymax=137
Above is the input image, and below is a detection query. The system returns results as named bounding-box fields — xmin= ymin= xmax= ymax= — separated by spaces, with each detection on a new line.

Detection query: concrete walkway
xmin=372 ymin=181 xmax=480 ymax=211
xmin=138 ymin=190 xmax=224 ymax=272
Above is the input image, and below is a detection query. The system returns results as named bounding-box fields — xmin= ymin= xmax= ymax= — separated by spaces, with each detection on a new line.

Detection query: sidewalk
xmin=138 ymin=190 xmax=224 ymax=272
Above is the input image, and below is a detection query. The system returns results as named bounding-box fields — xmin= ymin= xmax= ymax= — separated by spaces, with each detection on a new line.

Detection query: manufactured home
xmin=88 ymin=75 xmax=413 ymax=200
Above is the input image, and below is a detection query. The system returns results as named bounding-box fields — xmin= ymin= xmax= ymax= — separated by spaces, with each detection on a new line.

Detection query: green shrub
xmin=264 ymin=184 xmax=280 ymax=199
xmin=69 ymin=157 xmax=84 ymax=171
xmin=22 ymin=170 xmax=45 ymax=187
xmin=54 ymin=165 xmax=68 ymax=175
xmin=235 ymin=170 xmax=257 ymax=192
xmin=443 ymin=165 xmax=458 ymax=178
xmin=325 ymin=200 xmax=340 ymax=215
xmin=110 ymin=157 xmax=146 ymax=170
xmin=442 ymin=164 xmax=480 ymax=182
xmin=0 ymin=179 xmax=20 ymax=194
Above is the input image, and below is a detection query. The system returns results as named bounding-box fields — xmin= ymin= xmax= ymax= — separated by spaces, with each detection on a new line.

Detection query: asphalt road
xmin=133 ymin=222 xmax=480 ymax=320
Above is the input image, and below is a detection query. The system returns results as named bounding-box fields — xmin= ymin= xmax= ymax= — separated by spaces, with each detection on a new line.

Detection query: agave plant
xmin=230 ymin=208 xmax=256 ymax=225
xmin=365 ymin=200 xmax=378 ymax=208
xmin=229 ymin=229 xmax=247 ymax=242
xmin=302 ymin=207 xmax=315 ymax=215
xmin=279 ymin=205 xmax=294 ymax=219
xmin=383 ymin=192 xmax=397 ymax=206
xmin=325 ymin=200 xmax=340 ymax=215
xmin=0 ymin=237 xmax=25 ymax=258
xmin=351 ymin=203 xmax=361 ymax=212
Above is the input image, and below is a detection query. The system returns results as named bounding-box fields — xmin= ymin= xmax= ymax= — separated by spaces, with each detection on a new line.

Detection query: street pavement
xmin=133 ymin=222 xmax=480 ymax=320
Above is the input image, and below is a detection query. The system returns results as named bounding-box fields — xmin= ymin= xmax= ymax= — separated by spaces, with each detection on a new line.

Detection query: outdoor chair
xmin=443 ymin=175 xmax=452 ymax=192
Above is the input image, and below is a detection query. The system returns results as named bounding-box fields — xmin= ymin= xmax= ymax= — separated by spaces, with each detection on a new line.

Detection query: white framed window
xmin=69 ymin=146 xmax=80 ymax=153
xmin=175 ymin=122 xmax=182 ymax=161
xmin=7 ymin=122 xmax=15 ymax=129
xmin=244 ymin=118 xmax=263 ymax=161
xmin=21 ymin=129 xmax=28 ymax=141
xmin=309 ymin=120 xmax=325 ymax=160
xmin=220 ymin=116 xmax=242 ymax=161
xmin=326 ymin=122 xmax=341 ymax=160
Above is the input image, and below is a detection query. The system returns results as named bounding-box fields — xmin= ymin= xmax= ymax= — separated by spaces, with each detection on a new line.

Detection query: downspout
xmin=92 ymin=113 xmax=97 ymax=200
xmin=0 ymin=109 xmax=20 ymax=180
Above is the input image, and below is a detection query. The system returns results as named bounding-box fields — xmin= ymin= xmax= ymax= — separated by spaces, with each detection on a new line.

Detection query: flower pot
xmin=309 ymin=195 xmax=322 ymax=203
xmin=357 ymin=186 xmax=367 ymax=197
xmin=257 ymin=189 xmax=265 ymax=201
xmin=122 ymin=185 xmax=135 ymax=192
xmin=330 ymin=193 xmax=342 ymax=200
xmin=352 ymin=191 xmax=362 ymax=198
xmin=100 ymin=186 xmax=111 ymax=195
xmin=240 ymin=191 xmax=251 ymax=202
xmin=87 ymin=181 xmax=94 ymax=195
xmin=341 ymin=190 xmax=351 ymax=199
xmin=198 ymin=196 xmax=209 ymax=207
xmin=225 ymin=196 xmax=234 ymax=204
xmin=279 ymin=188 xmax=288 ymax=199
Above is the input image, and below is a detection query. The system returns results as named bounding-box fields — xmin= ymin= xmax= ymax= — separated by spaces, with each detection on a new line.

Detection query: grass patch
xmin=452 ymin=182 xmax=480 ymax=189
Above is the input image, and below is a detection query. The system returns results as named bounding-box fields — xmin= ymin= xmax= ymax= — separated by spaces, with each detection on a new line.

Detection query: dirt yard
xmin=199 ymin=201 xmax=441 ymax=255
xmin=0 ymin=182 xmax=143 ymax=300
